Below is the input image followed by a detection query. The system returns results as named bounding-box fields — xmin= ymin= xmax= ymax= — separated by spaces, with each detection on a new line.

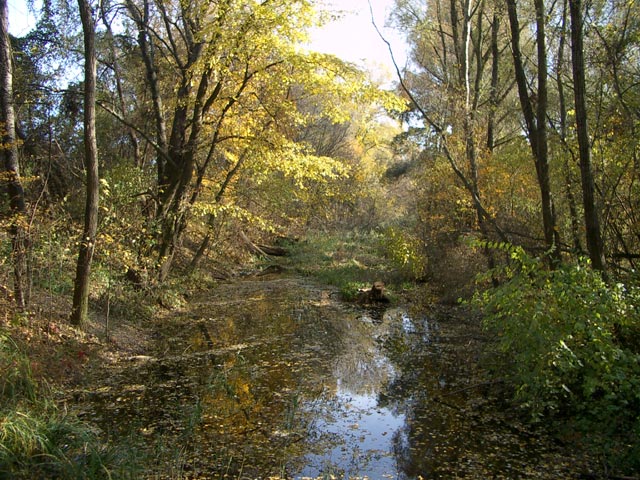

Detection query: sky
xmin=8 ymin=0 xmax=37 ymax=36
xmin=7 ymin=0 xmax=407 ymax=79
xmin=308 ymin=0 xmax=408 ymax=79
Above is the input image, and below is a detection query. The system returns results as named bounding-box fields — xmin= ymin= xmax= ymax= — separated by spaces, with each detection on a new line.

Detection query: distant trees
xmin=391 ymin=0 xmax=639 ymax=276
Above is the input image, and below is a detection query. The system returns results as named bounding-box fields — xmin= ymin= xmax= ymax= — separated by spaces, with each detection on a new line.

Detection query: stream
xmin=75 ymin=275 xmax=595 ymax=478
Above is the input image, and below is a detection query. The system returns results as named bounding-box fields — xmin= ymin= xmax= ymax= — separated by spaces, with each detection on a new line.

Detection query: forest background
xmin=1 ymin=0 xmax=640 ymax=477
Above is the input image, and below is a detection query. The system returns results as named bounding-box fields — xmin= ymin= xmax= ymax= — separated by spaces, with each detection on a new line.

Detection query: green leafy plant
xmin=381 ymin=227 xmax=426 ymax=281
xmin=473 ymin=245 xmax=640 ymax=471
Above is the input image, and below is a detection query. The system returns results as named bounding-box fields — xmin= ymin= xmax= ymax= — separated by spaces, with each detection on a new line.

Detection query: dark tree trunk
xmin=487 ymin=10 xmax=499 ymax=151
xmin=569 ymin=0 xmax=606 ymax=273
xmin=0 ymin=0 xmax=28 ymax=309
xmin=70 ymin=0 xmax=99 ymax=327
xmin=556 ymin=0 xmax=583 ymax=254
xmin=533 ymin=0 xmax=561 ymax=261
xmin=506 ymin=0 xmax=561 ymax=264
xmin=126 ymin=0 xmax=168 ymax=184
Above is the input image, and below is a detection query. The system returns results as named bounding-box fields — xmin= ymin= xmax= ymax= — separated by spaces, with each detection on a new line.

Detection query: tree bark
xmin=506 ymin=0 xmax=561 ymax=264
xmin=126 ymin=0 xmax=168 ymax=184
xmin=569 ymin=0 xmax=606 ymax=273
xmin=486 ymin=10 xmax=499 ymax=151
xmin=556 ymin=0 xmax=583 ymax=254
xmin=533 ymin=0 xmax=560 ymax=261
xmin=70 ymin=0 xmax=99 ymax=327
xmin=0 ymin=0 xmax=28 ymax=309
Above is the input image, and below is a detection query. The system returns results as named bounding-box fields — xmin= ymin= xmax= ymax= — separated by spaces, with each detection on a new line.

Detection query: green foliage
xmin=28 ymin=206 xmax=78 ymax=297
xmin=381 ymin=226 xmax=426 ymax=280
xmin=473 ymin=246 xmax=640 ymax=470
xmin=98 ymin=162 xmax=157 ymax=271
xmin=285 ymin=230 xmax=393 ymax=298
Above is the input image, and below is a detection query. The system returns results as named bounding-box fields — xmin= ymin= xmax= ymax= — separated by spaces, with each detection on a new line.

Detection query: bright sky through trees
xmin=7 ymin=0 xmax=36 ymax=35
xmin=8 ymin=0 xmax=407 ymax=79
xmin=308 ymin=0 xmax=407 ymax=77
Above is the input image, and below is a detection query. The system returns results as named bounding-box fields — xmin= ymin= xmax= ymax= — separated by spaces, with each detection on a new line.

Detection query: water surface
xmin=78 ymin=276 xmax=594 ymax=478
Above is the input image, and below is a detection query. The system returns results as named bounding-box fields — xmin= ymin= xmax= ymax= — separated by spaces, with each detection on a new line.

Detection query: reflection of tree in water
xmin=378 ymin=309 xmax=447 ymax=477
xmin=380 ymin=306 xmax=597 ymax=479
xmin=183 ymin=281 xmax=349 ymax=476
xmin=332 ymin=317 xmax=394 ymax=396
xmin=80 ymin=280 xmax=595 ymax=478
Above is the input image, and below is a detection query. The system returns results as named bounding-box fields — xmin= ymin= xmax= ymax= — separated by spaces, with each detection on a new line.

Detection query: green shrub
xmin=381 ymin=227 xmax=426 ymax=281
xmin=473 ymin=245 xmax=640 ymax=470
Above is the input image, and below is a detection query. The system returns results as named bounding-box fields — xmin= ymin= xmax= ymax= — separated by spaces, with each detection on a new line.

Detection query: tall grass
xmin=284 ymin=230 xmax=392 ymax=297
xmin=0 ymin=331 xmax=138 ymax=479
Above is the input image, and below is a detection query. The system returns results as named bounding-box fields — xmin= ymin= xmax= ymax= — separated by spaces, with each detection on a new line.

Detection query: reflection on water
xmin=299 ymin=309 xmax=405 ymax=479
xmin=78 ymin=277 xmax=593 ymax=479
xmin=301 ymin=385 xmax=405 ymax=479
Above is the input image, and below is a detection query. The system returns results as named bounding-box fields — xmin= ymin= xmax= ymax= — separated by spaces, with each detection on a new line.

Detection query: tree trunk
xmin=506 ymin=0 xmax=561 ymax=264
xmin=533 ymin=0 xmax=561 ymax=262
xmin=569 ymin=0 xmax=606 ymax=273
xmin=556 ymin=0 xmax=583 ymax=254
xmin=126 ymin=0 xmax=168 ymax=184
xmin=70 ymin=0 xmax=99 ymax=327
xmin=486 ymin=10 xmax=499 ymax=151
xmin=0 ymin=0 xmax=28 ymax=309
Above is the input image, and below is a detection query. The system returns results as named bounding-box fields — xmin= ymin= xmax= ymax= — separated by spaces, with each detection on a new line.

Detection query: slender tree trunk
xmin=569 ymin=0 xmax=606 ymax=273
xmin=70 ymin=0 xmax=99 ymax=327
xmin=506 ymin=0 xmax=561 ymax=263
xmin=556 ymin=0 xmax=583 ymax=254
xmin=0 ymin=0 xmax=27 ymax=309
xmin=126 ymin=0 xmax=168 ymax=184
xmin=533 ymin=0 xmax=561 ymax=262
xmin=487 ymin=10 xmax=499 ymax=151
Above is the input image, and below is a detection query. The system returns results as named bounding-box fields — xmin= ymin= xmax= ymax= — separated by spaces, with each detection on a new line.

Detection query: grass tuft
xmin=0 ymin=329 xmax=139 ymax=479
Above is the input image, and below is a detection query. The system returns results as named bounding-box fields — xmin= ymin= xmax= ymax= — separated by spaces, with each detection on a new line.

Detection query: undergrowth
xmin=283 ymin=229 xmax=407 ymax=300
xmin=473 ymin=244 xmax=640 ymax=474
xmin=0 ymin=331 xmax=138 ymax=479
